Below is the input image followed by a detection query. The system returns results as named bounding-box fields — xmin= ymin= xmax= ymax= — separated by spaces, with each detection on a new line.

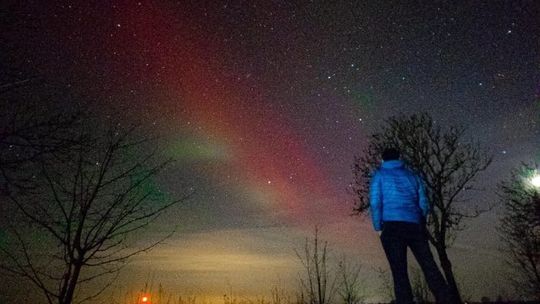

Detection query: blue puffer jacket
xmin=369 ymin=160 xmax=429 ymax=231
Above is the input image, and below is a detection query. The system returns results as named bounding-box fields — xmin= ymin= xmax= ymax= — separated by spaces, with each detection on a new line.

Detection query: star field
xmin=1 ymin=0 xmax=539 ymax=301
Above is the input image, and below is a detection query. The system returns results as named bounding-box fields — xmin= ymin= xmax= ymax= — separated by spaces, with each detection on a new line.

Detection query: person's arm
xmin=369 ymin=171 xmax=383 ymax=231
xmin=417 ymin=176 xmax=429 ymax=218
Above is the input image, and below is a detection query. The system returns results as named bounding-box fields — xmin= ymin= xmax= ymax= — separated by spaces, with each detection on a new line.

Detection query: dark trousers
xmin=380 ymin=221 xmax=450 ymax=304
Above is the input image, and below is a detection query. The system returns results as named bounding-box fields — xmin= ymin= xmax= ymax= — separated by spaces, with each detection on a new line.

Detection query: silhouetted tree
xmin=0 ymin=117 xmax=191 ymax=304
xmin=351 ymin=113 xmax=492 ymax=303
xmin=498 ymin=164 xmax=540 ymax=300
xmin=0 ymin=78 xmax=80 ymax=194
xmin=295 ymin=227 xmax=338 ymax=304
xmin=337 ymin=257 xmax=365 ymax=304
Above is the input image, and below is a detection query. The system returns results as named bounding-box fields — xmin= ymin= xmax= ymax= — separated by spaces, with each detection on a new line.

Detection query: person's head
xmin=381 ymin=148 xmax=400 ymax=161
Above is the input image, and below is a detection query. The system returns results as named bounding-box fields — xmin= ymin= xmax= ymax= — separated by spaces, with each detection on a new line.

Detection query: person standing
xmin=370 ymin=148 xmax=451 ymax=304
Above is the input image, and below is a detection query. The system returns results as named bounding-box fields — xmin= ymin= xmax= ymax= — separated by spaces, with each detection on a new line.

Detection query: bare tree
xmin=0 ymin=118 xmax=191 ymax=304
xmin=0 ymin=78 xmax=80 ymax=193
xmin=498 ymin=163 xmax=540 ymax=300
xmin=337 ymin=257 xmax=365 ymax=304
xmin=295 ymin=227 xmax=338 ymax=304
xmin=351 ymin=113 xmax=492 ymax=303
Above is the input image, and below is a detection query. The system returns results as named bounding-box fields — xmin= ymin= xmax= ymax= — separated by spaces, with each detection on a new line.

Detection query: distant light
xmin=531 ymin=174 xmax=540 ymax=188
xmin=142 ymin=296 xmax=149 ymax=303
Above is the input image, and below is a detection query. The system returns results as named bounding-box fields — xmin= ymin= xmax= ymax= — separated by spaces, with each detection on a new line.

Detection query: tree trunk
xmin=60 ymin=262 xmax=82 ymax=304
xmin=436 ymin=247 xmax=462 ymax=304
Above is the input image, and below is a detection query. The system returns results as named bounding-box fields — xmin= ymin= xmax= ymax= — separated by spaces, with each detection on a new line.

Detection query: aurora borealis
xmin=1 ymin=1 xmax=539 ymax=302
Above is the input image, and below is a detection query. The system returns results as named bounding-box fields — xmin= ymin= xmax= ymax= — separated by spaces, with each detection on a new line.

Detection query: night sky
xmin=2 ymin=1 xmax=539 ymax=302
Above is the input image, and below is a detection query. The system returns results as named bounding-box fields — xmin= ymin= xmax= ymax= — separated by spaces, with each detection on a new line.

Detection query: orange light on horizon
xmin=141 ymin=295 xmax=150 ymax=303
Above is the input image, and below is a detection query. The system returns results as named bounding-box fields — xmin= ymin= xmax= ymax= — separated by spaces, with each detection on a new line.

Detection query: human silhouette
xmin=370 ymin=148 xmax=451 ymax=304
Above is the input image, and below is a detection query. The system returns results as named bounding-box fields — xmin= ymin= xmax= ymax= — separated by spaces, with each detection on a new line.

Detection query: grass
xmin=107 ymin=282 xmax=295 ymax=304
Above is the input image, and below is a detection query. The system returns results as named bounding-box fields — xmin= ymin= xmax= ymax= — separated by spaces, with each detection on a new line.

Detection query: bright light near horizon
xmin=531 ymin=174 xmax=540 ymax=188
xmin=141 ymin=296 xmax=149 ymax=303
